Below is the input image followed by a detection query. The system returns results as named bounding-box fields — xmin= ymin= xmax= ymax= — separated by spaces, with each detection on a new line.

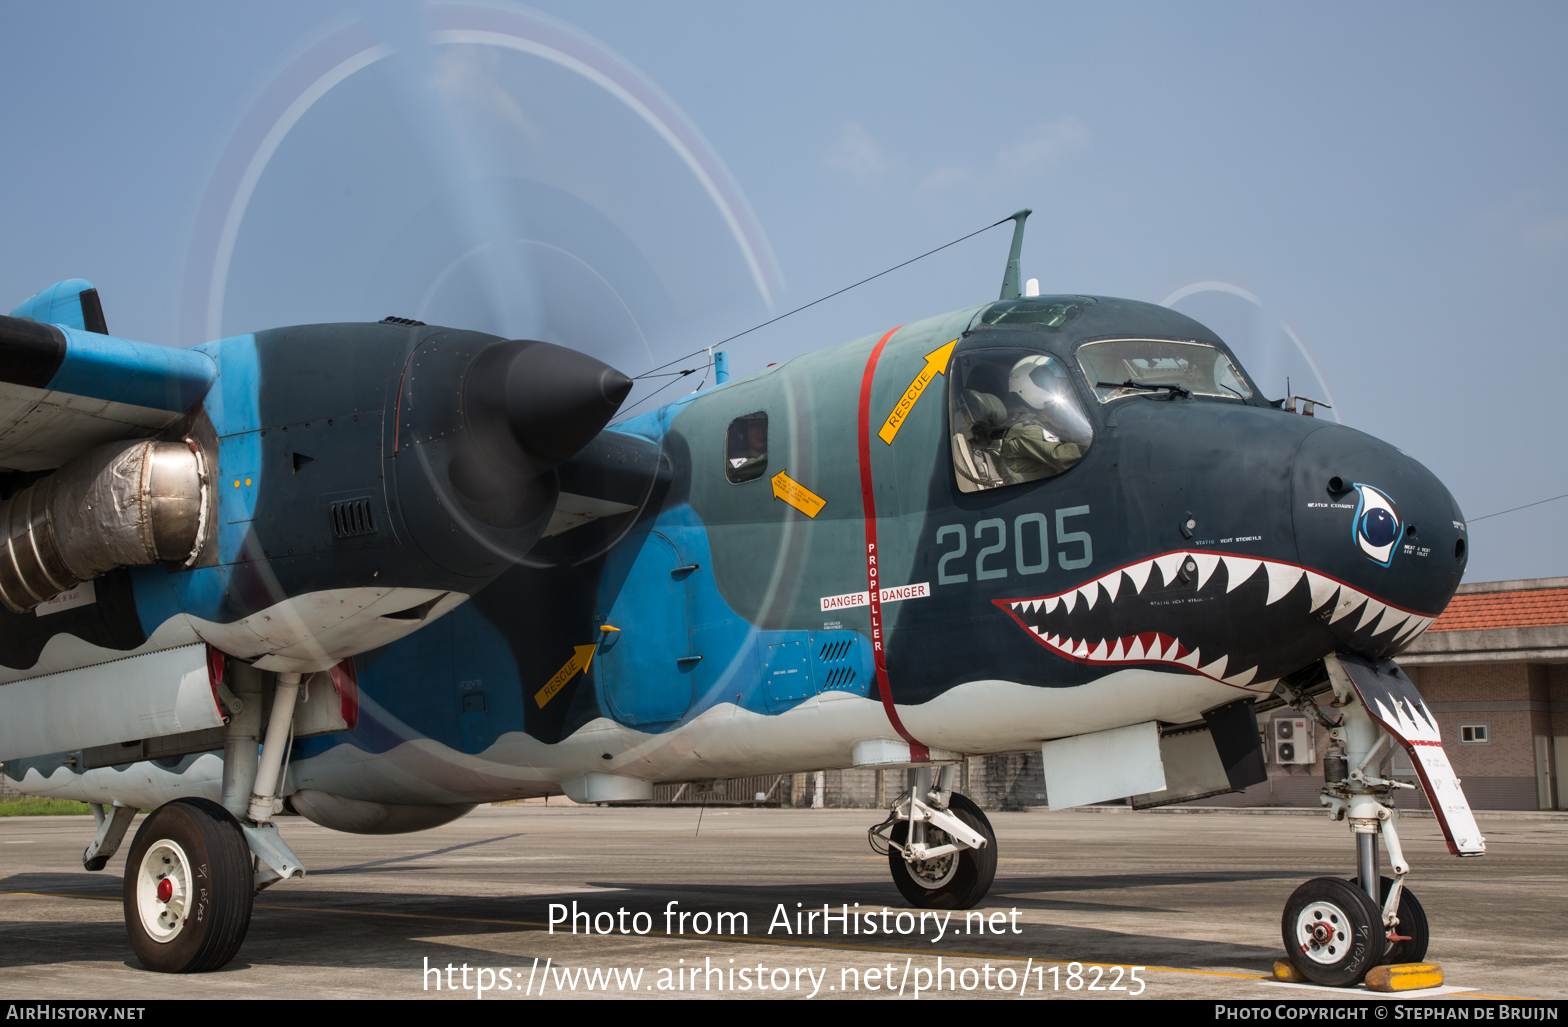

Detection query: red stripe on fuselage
xmin=858 ymin=325 xmax=928 ymax=762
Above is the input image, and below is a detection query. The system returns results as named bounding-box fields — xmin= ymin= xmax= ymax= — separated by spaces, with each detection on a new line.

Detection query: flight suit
xmin=990 ymin=419 xmax=1083 ymax=485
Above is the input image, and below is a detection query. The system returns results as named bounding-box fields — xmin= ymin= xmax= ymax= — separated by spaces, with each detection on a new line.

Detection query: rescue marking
xmin=770 ymin=470 xmax=826 ymax=518
xmin=535 ymin=644 xmax=598 ymax=709
xmin=820 ymin=582 xmax=931 ymax=612
xmin=877 ymin=340 xmax=957 ymax=444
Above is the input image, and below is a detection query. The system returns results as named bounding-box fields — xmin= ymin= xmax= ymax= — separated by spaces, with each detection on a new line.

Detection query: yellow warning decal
xmin=535 ymin=644 xmax=598 ymax=709
xmin=770 ymin=470 xmax=826 ymax=518
xmin=878 ymin=339 xmax=957 ymax=445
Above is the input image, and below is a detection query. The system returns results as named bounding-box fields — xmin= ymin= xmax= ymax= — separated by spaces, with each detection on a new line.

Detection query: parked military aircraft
xmin=1 ymin=215 xmax=1481 ymax=985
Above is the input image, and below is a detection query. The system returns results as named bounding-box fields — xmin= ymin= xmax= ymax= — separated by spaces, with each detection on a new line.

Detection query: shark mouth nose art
xmin=993 ymin=551 xmax=1440 ymax=689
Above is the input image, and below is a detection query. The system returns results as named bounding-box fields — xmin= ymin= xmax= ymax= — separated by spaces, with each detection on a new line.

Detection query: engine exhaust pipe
xmin=0 ymin=438 xmax=207 ymax=612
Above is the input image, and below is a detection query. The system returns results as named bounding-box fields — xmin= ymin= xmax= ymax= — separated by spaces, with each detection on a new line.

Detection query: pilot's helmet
xmin=1007 ymin=354 xmax=1066 ymax=410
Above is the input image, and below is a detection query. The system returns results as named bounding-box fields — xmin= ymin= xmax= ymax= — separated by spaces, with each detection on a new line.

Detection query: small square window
xmin=1459 ymin=723 xmax=1490 ymax=745
xmin=726 ymin=412 xmax=768 ymax=483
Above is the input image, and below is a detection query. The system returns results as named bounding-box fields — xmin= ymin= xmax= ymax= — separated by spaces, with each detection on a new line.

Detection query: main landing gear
xmin=123 ymin=798 xmax=254 ymax=973
xmin=93 ymin=665 xmax=310 ymax=972
xmin=869 ymin=765 xmax=997 ymax=909
xmin=1277 ymin=679 xmax=1429 ymax=986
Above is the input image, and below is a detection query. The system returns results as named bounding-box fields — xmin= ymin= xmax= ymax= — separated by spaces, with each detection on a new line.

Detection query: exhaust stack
xmin=0 ymin=439 xmax=207 ymax=612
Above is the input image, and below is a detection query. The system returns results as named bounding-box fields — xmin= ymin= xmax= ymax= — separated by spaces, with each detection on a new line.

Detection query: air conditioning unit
xmin=1272 ymin=717 xmax=1313 ymax=764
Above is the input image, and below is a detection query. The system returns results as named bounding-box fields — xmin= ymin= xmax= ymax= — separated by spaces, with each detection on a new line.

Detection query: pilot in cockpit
xmin=961 ymin=355 xmax=1088 ymax=486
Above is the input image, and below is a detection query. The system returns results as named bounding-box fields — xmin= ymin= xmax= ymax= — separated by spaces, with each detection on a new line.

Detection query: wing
xmin=1 ymin=280 xmax=215 ymax=472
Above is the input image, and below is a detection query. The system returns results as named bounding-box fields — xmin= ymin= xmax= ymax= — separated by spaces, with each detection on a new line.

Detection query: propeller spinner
xmin=392 ymin=334 xmax=633 ymax=579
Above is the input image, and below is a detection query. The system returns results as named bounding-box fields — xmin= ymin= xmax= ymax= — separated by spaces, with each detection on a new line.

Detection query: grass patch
xmin=0 ymin=795 xmax=96 ymax=816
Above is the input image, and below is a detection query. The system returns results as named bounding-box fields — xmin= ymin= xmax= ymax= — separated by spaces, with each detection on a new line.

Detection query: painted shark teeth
xmin=1223 ymin=556 xmax=1262 ymax=593
xmin=1356 ymin=596 xmax=1388 ymax=632
xmin=1306 ymin=571 xmax=1339 ymax=613
xmin=1035 ymin=625 xmax=1264 ymax=687
xmin=1153 ymin=553 xmax=1186 ymax=587
xmin=1124 ymin=560 xmax=1153 ymax=594
xmin=1265 ymin=562 xmax=1304 ymax=605
xmin=1329 ymin=588 xmax=1368 ymax=624
xmin=995 ymin=550 xmax=1441 ymax=690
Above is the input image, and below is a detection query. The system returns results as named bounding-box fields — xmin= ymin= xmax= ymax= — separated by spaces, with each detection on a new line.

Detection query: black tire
xmin=122 ymin=797 xmax=253 ymax=973
xmin=1351 ymin=876 xmax=1429 ymax=965
xmin=1281 ymin=877 xmax=1386 ymax=986
xmin=888 ymin=792 xmax=998 ymax=910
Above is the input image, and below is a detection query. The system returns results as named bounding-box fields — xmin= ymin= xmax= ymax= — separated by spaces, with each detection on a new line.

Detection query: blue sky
xmin=2 ymin=2 xmax=1564 ymax=582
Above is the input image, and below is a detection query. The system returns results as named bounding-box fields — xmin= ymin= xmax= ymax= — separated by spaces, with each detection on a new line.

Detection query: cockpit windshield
xmin=1075 ymin=339 xmax=1253 ymax=403
xmin=948 ymin=348 xmax=1093 ymax=493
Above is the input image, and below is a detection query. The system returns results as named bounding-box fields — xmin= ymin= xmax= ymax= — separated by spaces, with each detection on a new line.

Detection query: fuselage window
xmin=726 ymin=412 xmax=769 ymax=483
xmin=1075 ymin=339 xmax=1254 ymax=404
xmin=948 ymin=349 xmax=1093 ymax=493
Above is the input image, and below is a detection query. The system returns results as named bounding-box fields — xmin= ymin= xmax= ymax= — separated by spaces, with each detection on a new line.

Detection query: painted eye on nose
xmin=1352 ymin=484 xmax=1402 ymax=566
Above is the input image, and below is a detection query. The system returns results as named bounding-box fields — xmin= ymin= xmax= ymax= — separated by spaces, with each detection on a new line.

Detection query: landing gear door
xmin=1327 ymin=653 xmax=1485 ymax=856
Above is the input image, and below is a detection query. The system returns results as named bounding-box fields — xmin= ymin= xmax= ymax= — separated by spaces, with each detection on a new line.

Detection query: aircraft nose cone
xmin=1291 ymin=423 xmax=1467 ymax=657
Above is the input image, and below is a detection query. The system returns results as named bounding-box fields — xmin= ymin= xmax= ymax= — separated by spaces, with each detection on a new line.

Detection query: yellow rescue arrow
xmin=535 ymin=643 xmax=598 ymax=709
xmin=770 ymin=470 xmax=826 ymax=518
xmin=878 ymin=339 xmax=958 ymax=445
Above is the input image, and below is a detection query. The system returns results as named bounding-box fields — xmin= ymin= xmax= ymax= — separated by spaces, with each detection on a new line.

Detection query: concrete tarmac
xmin=1 ymin=804 xmax=1562 ymax=1001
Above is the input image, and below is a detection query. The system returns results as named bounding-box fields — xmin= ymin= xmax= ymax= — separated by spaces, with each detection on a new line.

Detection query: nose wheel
xmin=1354 ymin=875 xmax=1429 ymax=966
xmin=1276 ymin=658 xmax=1452 ymax=987
xmin=1282 ymin=877 xmax=1385 ymax=986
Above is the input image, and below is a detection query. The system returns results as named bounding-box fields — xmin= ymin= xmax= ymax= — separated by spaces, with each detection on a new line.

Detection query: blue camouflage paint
xmin=130 ymin=335 xmax=264 ymax=631
xmin=9 ymin=279 xmax=96 ymax=330
xmin=47 ymin=326 xmax=216 ymax=413
xmin=293 ymin=498 xmax=874 ymax=759
xmin=610 ymin=390 xmax=704 ymax=442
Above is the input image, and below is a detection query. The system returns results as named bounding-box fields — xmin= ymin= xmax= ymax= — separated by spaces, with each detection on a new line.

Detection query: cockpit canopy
xmin=950 ymin=297 xmax=1261 ymax=495
xmin=1076 ymin=339 xmax=1252 ymax=404
xmin=949 ymin=348 xmax=1094 ymax=493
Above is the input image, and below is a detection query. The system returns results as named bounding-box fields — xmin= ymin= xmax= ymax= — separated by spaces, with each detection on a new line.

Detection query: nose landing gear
xmin=1282 ymin=877 xmax=1385 ymax=986
xmin=869 ymin=765 xmax=997 ymax=909
xmin=1276 ymin=654 xmax=1466 ymax=987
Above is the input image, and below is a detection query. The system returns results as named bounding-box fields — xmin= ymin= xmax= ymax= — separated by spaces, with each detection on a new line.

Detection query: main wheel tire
xmin=888 ymin=792 xmax=998 ymax=910
xmin=1351 ymin=876 xmax=1430 ymax=965
xmin=123 ymin=797 xmax=254 ymax=973
xmin=1281 ymin=877 xmax=1386 ymax=986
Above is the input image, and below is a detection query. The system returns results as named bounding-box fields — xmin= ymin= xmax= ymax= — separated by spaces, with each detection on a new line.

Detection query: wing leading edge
xmin=1 ymin=281 xmax=215 ymax=472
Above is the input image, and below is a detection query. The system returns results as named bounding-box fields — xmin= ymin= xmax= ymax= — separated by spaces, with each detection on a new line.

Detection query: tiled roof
xmin=1429 ymin=588 xmax=1568 ymax=632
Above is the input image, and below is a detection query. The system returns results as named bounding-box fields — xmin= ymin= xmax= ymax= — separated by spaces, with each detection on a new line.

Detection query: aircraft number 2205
xmin=934 ymin=506 xmax=1093 ymax=585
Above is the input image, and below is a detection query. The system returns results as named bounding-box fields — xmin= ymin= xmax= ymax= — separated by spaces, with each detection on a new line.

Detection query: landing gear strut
xmin=1278 ymin=662 xmax=1430 ymax=986
xmin=870 ymin=765 xmax=997 ymax=909
xmin=115 ymin=664 xmax=308 ymax=973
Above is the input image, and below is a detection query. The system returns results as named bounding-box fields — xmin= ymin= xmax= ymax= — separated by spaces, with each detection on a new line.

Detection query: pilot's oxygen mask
xmin=948 ymin=349 xmax=1094 ymax=494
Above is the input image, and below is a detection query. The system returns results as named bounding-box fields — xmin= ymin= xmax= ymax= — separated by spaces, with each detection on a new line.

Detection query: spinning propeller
xmin=197 ymin=6 xmax=779 ymax=567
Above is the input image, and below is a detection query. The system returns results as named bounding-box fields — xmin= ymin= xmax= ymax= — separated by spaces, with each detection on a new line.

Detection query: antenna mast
xmin=998 ymin=208 xmax=1033 ymax=300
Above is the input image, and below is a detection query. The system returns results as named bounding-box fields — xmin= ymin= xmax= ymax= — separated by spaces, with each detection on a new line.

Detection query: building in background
xmin=1399 ymin=575 xmax=1567 ymax=811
